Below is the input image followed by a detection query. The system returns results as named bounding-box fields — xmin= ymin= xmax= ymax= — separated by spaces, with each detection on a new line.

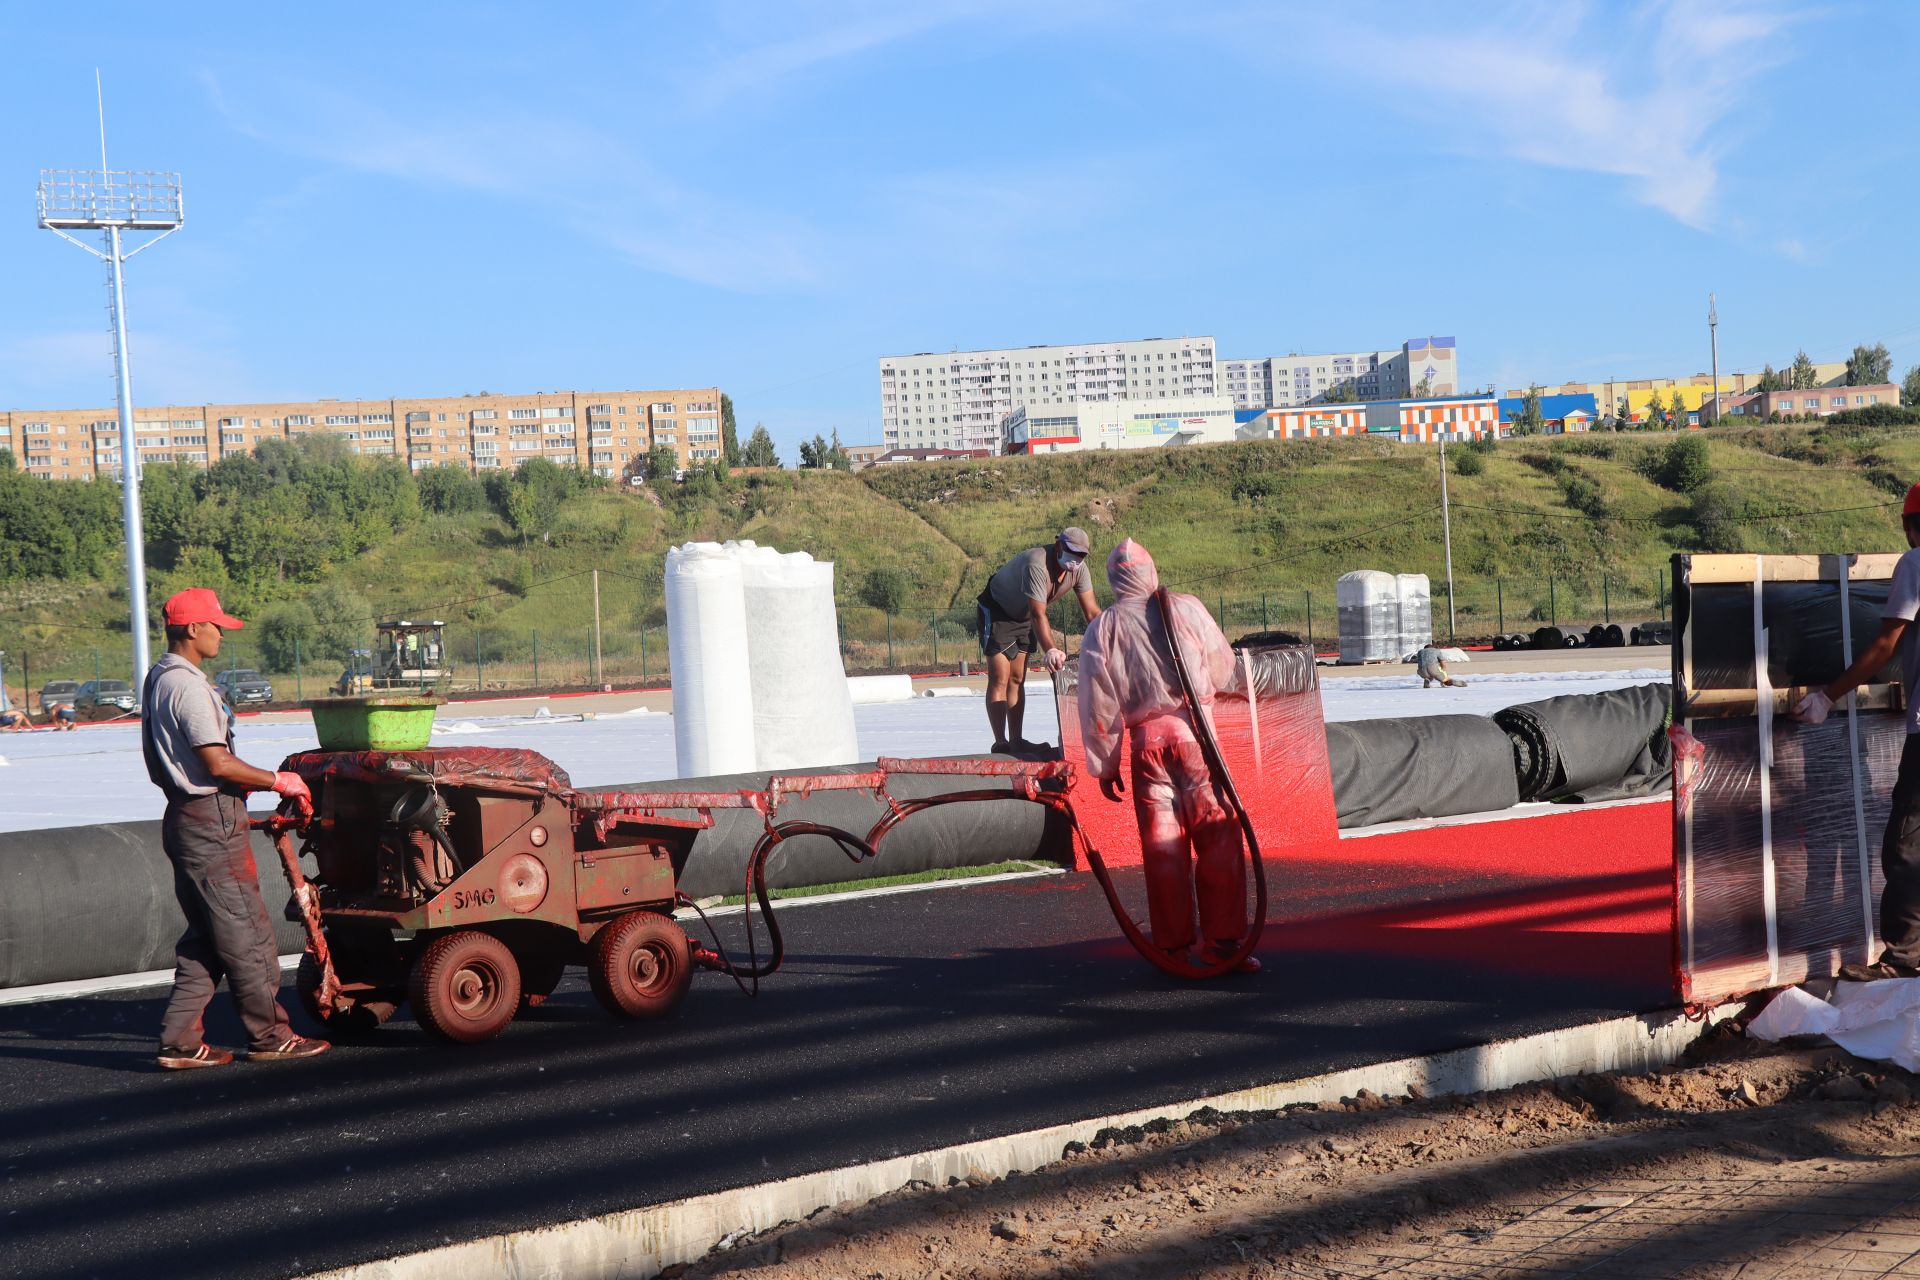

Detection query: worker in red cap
xmin=1795 ymin=481 xmax=1920 ymax=979
xmin=142 ymin=588 xmax=329 ymax=1069
xmin=1077 ymin=538 xmax=1258 ymax=972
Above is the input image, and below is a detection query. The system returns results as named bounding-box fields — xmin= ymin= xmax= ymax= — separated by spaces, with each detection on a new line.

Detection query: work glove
xmin=270 ymin=770 xmax=312 ymax=803
xmin=1099 ymin=775 xmax=1126 ymax=803
xmin=1792 ymin=690 xmax=1833 ymax=725
xmin=1045 ymin=647 xmax=1067 ymax=673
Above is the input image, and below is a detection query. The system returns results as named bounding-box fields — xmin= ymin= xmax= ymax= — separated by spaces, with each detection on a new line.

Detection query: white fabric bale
xmin=665 ymin=542 xmax=758 ymax=777
xmin=737 ymin=545 xmax=859 ymax=770
xmin=847 ymin=674 xmax=915 ymax=705
xmin=1337 ymin=570 xmax=1400 ymax=664
xmin=1396 ymin=572 xmax=1433 ymax=660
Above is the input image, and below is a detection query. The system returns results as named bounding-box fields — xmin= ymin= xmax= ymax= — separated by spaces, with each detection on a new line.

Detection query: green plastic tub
xmin=304 ymin=695 xmax=446 ymax=751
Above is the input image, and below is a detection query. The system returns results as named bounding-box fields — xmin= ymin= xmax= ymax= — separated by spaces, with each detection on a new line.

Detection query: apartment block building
xmin=878 ymin=336 xmax=1217 ymax=454
xmin=0 ymin=386 xmax=724 ymax=482
xmin=1221 ymin=337 xmax=1461 ymax=410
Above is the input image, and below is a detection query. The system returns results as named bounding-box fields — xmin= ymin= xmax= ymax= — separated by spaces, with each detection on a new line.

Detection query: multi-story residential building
xmin=0 ymin=387 xmax=723 ymax=482
xmin=878 ymin=336 xmax=1217 ymax=454
xmin=1221 ymin=337 xmax=1461 ymax=410
xmin=1001 ymin=395 xmax=1240 ymax=455
xmin=1701 ymin=383 xmax=1900 ymax=424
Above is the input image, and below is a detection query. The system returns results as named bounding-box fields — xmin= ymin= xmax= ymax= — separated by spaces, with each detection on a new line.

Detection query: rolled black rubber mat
xmin=1325 ymin=714 xmax=1522 ymax=829
xmin=1493 ymin=683 xmax=1673 ymax=803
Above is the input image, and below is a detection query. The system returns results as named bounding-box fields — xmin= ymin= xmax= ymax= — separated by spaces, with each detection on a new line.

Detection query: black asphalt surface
xmin=0 ymin=858 xmax=1672 ymax=1280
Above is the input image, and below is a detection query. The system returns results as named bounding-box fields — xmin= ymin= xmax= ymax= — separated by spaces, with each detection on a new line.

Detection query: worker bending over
xmin=1417 ymin=644 xmax=1466 ymax=689
xmin=977 ymin=527 xmax=1101 ymax=753
xmin=143 ymin=589 xmax=329 ymax=1069
xmin=1078 ymin=539 xmax=1258 ymax=972
xmin=1795 ymin=483 xmax=1920 ymax=981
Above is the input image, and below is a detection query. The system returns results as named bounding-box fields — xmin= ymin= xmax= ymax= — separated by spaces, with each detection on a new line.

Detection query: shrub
xmin=1689 ymin=483 xmax=1744 ymax=553
xmin=1452 ymin=448 xmax=1484 ymax=477
xmin=1655 ymin=434 xmax=1712 ymax=494
xmin=859 ymin=565 xmax=916 ymax=615
xmin=253 ymin=600 xmax=317 ymax=671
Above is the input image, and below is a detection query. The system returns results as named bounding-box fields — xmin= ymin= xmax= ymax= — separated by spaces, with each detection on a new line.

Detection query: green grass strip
xmin=715 ymin=859 xmax=1058 ymax=906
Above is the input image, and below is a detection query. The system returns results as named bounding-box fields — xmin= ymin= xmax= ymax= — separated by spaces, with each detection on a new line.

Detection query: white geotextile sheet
xmin=1749 ymin=980 xmax=1920 ymax=1071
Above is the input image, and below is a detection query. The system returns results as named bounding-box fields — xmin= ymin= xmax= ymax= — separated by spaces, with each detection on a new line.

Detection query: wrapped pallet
xmin=1395 ymin=572 xmax=1433 ymax=660
xmin=736 ymin=543 xmax=859 ymax=769
xmin=665 ymin=542 xmax=758 ymax=776
xmin=1336 ymin=570 xmax=1400 ymax=664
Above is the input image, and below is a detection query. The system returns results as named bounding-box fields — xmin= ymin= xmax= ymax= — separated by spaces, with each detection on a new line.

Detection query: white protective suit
xmin=1077 ymin=539 xmax=1247 ymax=953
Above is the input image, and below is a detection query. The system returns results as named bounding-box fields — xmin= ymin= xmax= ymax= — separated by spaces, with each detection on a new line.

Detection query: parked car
xmin=213 ymin=668 xmax=275 ymax=706
xmin=74 ymin=678 xmax=138 ymax=718
xmin=37 ymin=679 xmax=80 ymax=712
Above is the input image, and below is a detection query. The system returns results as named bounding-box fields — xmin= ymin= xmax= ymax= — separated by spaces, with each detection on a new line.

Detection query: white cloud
xmin=1262 ymin=1 xmax=1801 ymax=228
xmin=686 ymin=2 xmax=993 ymax=110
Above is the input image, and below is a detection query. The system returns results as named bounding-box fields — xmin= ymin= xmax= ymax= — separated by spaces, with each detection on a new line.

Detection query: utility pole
xmin=591 ymin=568 xmax=603 ymax=687
xmin=1438 ymin=430 xmax=1456 ymax=642
xmin=1708 ymin=292 xmax=1721 ymax=424
xmin=36 ymin=75 xmax=184 ymax=698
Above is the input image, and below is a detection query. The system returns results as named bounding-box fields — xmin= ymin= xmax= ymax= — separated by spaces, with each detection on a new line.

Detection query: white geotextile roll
xmin=737 ymin=545 xmax=860 ymax=770
xmin=847 ymin=674 xmax=915 ymax=705
xmin=665 ymin=542 xmax=758 ymax=777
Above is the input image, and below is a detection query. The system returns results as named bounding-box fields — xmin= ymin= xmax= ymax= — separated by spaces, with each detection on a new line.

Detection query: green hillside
xmin=1 ymin=419 xmax=1914 ymax=691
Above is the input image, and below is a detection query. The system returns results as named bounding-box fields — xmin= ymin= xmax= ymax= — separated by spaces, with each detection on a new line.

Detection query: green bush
xmin=1452 ymin=448 xmax=1485 ymax=477
xmin=1655 ymin=435 xmax=1712 ymax=494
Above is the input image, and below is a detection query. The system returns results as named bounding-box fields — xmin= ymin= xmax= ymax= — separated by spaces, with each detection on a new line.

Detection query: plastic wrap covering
xmin=1674 ymin=552 xmax=1903 ymax=1005
xmin=1395 ymin=572 xmax=1433 ymax=661
xmin=665 ymin=542 xmax=758 ymax=777
xmin=1492 ymin=684 xmax=1673 ymax=804
xmin=1325 ymin=715 xmax=1522 ymax=829
xmin=736 ymin=544 xmax=859 ymax=770
xmin=1337 ymin=570 xmax=1400 ymax=664
xmin=1057 ymin=643 xmax=1339 ymax=866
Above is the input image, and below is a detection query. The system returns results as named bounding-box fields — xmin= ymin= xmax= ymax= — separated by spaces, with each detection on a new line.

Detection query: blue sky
xmin=1 ymin=2 xmax=1915 ymax=457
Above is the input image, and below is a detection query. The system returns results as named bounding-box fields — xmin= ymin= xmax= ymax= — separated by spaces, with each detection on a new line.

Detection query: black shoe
xmin=1839 ymin=959 xmax=1920 ymax=983
xmin=990 ymin=740 xmax=1012 ymax=755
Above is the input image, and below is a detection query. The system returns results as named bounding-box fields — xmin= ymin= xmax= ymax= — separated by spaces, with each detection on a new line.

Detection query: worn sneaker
xmin=249 ymin=1035 xmax=331 ymax=1063
xmin=157 ymin=1043 xmax=235 ymax=1071
xmin=1202 ymin=945 xmax=1263 ymax=974
xmin=1838 ymin=959 xmax=1920 ymax=983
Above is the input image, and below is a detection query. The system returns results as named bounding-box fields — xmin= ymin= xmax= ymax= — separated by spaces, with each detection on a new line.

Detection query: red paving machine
xmin=265 ymin=749 xmax=1090 ymax=1044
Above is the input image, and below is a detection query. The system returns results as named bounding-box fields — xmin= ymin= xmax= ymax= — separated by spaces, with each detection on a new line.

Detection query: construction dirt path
xmin=671 ymin=1025 xmax=1920 ymax=1279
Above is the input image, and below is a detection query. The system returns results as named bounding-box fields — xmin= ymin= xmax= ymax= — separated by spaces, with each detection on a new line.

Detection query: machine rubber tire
xmin=410 ymin=930 xmax=522 ymax=1044
xmin=517 ymin=955 xmax=568 ymax=1012
xmin=589 ymin=912 xmax=693 ymax=1021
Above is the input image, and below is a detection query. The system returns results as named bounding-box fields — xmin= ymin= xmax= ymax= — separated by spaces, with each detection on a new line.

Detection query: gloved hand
xmin=1045 ymin=647 xmax=1067 ymax=673
xmin=1793 ymin=690 xmax=1834 ymax=725
xmin=1099 ymin=775 xmax=1126 ymax=803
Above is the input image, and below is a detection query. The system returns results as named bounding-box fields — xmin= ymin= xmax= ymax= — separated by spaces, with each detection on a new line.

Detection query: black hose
xmin=1073 ymin=588 xmax=1268 ymax=981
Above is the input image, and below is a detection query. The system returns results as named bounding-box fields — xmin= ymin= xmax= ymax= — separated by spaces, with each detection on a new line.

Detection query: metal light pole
xmin=36 ymin=79 xmax=184 ymax=697
xmin=1438 ymin=429 xmax=1456 ymax=642
xmin=1708 ymin=292 xmax=1722 ymax=425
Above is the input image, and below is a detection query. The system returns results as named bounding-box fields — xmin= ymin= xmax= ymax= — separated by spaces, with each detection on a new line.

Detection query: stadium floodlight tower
xmin=36 ymin=129 xmax=184 ymax=698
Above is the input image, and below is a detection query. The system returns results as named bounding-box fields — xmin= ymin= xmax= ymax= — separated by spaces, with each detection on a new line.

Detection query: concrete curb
xmin=308 ymin=1001 xmax=1733 ymax=1280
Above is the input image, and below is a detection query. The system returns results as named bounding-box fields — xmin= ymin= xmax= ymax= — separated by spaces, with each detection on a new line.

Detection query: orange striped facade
xmin=1262 ymin=405 xmax=1368 ymax=439
xmin=1393 ymin=399 xmax=1499 ymax=444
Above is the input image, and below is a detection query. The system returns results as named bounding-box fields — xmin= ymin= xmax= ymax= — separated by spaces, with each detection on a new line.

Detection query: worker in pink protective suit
xmin=1077 ymin=539 xmax=1258 ymax=972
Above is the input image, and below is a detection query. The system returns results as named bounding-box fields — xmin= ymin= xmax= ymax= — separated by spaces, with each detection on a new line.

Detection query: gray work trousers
xmin=158 ymin=792 xmax=295 ymax=1053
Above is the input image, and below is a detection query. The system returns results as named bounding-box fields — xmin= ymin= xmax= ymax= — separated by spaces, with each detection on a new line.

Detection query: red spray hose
xmin=1072 ymin=588 xmax=1269 ymax=980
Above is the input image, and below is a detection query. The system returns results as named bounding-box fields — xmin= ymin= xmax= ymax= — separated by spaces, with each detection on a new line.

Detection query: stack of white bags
xmin=663 ymin=540 xmax=860 ymax=777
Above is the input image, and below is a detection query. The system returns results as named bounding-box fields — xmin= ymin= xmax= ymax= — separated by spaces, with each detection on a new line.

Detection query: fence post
xmin=931 ymin=618 xmax=939 ymax=668
xmin=476 ymin=633 xmax=484 ymax=694
xmin=533 ymin=630 xmax=540 ymax=688
xmin=1550 ymin=576 xmax=1557 ymax=626
xmin=294 ymin=635 xmax=302 ymax=702
xmin=1305 ymin=591 xmax=1313 ymax=651
xmin=93 ymin=649 xmax=100 ymax=685
xmin=639 ymin=628 xmax=646 ymax=684
xmin=886 ymin=612 xmax=894 ymax=668
xmin=1603 ymin=573 xmax=1611 ymax=623
xmin=1219 ymin=592 xmax=1226 ymax=627
xmin=1497 ymin=579 xmax=1504 ymax=635
xmin=1658 ymin=567 xmax=1667 ymax=621
xmin=1261 ymin=593 xmax=1270 ymax=630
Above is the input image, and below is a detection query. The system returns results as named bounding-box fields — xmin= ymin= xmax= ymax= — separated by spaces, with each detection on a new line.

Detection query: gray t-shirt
xmin=1885 ymin=547 xmax=1920 ymax=734
xmin=141 ymin=653 xmax=235 ymax=797
xmin=985 ymin=546 xmax=1094 ymax=619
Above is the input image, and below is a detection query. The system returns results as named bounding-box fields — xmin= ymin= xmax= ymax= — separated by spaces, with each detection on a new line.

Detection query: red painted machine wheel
xmin=588 ymin=912 xmax=692 ymax=1021
xmin=409 ymin=930 xmax=522 ymax=1044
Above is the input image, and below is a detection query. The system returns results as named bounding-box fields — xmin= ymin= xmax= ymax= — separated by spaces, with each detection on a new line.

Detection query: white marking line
xmin=310 ymin=1003 xmax=1736 ymax=1280
xmin=0 ymin=954 xmax=302 ymax=1007
xmin=0 ymin=872 xmax=1065 ymax=1006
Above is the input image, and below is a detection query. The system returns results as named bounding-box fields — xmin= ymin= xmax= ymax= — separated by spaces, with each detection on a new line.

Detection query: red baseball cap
xmin=1905 ymin=483 xmax=1920 ymax=518
xmin=163 ymin=588 xmax=245 ymax=630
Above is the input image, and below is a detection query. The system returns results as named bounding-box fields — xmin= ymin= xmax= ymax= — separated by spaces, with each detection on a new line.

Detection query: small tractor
xmin=334 ymin=621 xmax=449 ymax=696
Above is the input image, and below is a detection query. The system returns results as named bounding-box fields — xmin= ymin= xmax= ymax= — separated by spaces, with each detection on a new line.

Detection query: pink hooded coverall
xmin=1077 ymin=539 xmax=1247 ymax=954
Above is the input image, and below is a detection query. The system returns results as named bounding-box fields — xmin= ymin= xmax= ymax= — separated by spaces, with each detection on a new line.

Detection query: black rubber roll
xmin=1494 ymin=684 xmax=1672 ymax=804
xmin=1531 ymin=626 xmax=1565 ymax=650
xmin=1325 ymin=715 xmax=1522 ymax=828
xmin=1491 ymin=635 xmax=1510 ymax=651
xmin=0 ymin=757 xmax=1068 ymax=990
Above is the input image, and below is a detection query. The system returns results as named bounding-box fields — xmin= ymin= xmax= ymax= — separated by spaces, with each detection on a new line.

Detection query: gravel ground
xmin=669 ymin=1022 xmax=1920 ymax=1279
